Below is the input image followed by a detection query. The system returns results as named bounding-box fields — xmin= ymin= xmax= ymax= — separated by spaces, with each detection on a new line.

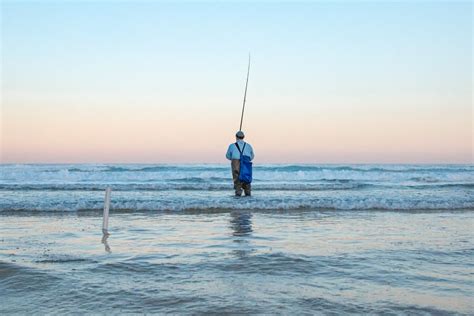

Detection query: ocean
xmin=1 ymin=164 xmax=473 ymax=211
xmin=1 ymin=164 xmax=473 ymax=314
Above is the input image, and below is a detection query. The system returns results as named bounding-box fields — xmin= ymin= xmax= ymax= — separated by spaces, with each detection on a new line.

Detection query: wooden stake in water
xmin=102 ymin=187 xmax=111 ymax=234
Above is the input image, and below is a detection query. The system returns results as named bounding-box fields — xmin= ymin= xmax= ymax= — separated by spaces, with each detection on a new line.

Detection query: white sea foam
xmin=1 ymin=164 xmax=473 ymax=211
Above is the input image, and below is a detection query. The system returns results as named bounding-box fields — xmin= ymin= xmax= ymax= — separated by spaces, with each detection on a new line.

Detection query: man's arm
xmin=226 ymin=145 xmax=232 ymax=160
xmin=249 ymin=145 xmax=255 ymax=160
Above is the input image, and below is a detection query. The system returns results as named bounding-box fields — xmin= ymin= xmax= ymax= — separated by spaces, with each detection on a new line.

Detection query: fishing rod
xmin=239 ymin=54 xmax=251 ymax=131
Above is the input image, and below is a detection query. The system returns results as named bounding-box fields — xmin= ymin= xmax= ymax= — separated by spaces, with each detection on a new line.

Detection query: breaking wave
xmin=1 ymin=163 xmax=473 ymax=212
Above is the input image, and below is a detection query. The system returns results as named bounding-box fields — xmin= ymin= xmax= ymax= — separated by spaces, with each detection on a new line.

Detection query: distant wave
xmin=21 ymin=164 xmax=473 ymax=174
xmin=405 ymin=183 xmax=474 ymax=189
xmin=255 ymin=165 xmax=474 ymax=173
xmin=66 ymin=166 xmax=226 ymax=173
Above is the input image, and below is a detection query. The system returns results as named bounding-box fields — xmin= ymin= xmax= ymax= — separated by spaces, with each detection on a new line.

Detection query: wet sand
xmin=1 ymin=210 xmax=473 ymax=314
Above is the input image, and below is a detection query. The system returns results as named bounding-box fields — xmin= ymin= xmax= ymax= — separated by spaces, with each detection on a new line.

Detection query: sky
xmin=1 ymin=1 xmax=472 ymax=164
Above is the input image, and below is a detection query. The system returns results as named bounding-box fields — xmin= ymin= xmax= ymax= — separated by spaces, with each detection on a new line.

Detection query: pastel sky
xmin=1 ymin=1 xmax=472 ymax=163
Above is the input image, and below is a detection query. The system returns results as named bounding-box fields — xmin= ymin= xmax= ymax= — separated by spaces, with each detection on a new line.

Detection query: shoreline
xmin=1 ymin=208 xmax=474 ymax=216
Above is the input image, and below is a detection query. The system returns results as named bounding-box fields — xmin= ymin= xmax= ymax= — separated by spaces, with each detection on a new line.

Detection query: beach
xmin=1 ymin=210 xmax=473 ymax=314
xmin=1 ymin=164 xmax=473 ymax=314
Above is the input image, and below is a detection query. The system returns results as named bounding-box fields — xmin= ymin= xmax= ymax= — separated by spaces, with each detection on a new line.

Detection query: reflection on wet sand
xmin=230 ymin=211 xmax=253 ymax=237
xmin=230 ymin=211 xmax=253 ymax=258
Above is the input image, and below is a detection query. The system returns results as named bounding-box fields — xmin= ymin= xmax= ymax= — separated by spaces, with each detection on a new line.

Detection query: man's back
xmin=226 ymin=140 xmax=255 ymax=161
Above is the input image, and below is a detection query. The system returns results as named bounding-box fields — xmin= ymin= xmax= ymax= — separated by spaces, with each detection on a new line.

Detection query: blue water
xmin=1 ymin=164 xmax=473 ymax=314
xmin=1 ymin=164 xmax=473 ymax=211
xmin=1 ymin=210 xmax=473 ymax=314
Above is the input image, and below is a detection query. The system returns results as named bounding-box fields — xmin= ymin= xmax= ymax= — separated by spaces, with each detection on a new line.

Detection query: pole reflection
xmin=101 ymin=231 xmax=111 ymax=253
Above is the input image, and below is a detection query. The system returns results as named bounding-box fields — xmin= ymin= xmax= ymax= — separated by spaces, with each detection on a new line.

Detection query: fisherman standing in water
xmin=226 ymin=131 xmax=255 ymax=196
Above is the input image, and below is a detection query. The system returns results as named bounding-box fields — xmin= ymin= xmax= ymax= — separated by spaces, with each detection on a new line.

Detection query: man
xmin=226 ymin=131 xmax=255 ymax=196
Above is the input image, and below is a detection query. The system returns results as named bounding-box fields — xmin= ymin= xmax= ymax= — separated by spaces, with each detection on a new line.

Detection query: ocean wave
xmin=2 ymin=164 xmax=472 ymax=174
xmin=35 ymin=257 xmax=97 ymax=264
xmin=2 ymin=181 xmax=473 ymax=192
xmin=2 ymin=165 xmax=473 ymax=187
xmin=257 ymin=165 xmax=474 ymax=173
xmin=1 ymin=164 xmax=472 ymax=213
xmin=65 ymin=165 xmax=226 ymax=173
xmin=0 ymin=182 xmax=374 ymax=192
xmin=2 ymin=196 xmax=473 ymax=212
xmin=405 ymin=183 xmax=474 ymax=189
xmin=410 ymin=176 xmax=440 ymax=183
xmin=63 ymin=165 xmax=474 ymax=174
